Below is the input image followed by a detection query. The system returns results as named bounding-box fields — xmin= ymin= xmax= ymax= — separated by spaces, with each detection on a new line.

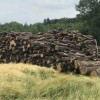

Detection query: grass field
xmin=0 ymin=63 xmax=100 ymax=100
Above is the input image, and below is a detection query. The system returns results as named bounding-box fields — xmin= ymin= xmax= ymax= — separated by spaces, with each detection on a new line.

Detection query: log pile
xmin=0 ymin=29 xmax=100 ymax=76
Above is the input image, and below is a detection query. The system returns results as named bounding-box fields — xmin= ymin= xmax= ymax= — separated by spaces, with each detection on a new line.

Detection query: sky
xmin=0 ymin=0 xmax=79 ymax=24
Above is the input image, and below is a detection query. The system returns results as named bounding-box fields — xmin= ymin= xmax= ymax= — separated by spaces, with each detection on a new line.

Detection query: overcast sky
xmin=0 ymin=0 xmax=79 ymax=24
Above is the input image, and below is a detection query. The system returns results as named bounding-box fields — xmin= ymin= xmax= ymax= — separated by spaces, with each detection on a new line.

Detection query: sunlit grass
xmin=0 ymin=63 xmax=100 ymax=100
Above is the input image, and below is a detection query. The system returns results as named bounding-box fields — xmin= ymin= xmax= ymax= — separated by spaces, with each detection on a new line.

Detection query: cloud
xmin=34 ymin=0 xmax=67 ymax=9
xmin=34 ymin=0 xmax=79 ymax=10
xmin=0 ymin=0 xmax=79 ymax=24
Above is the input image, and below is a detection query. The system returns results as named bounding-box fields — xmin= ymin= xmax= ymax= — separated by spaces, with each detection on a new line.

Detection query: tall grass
xmin=0 ymin=63 xmax=100 ymax=100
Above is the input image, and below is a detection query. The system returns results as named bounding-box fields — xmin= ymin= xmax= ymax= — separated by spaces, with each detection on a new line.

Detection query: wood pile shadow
xmin=0 ymin=28 xmax=100 ymax=76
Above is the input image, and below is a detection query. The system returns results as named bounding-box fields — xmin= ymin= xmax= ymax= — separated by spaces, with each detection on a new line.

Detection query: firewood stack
xmin=0 ymin=29 xmax=100 ymax=76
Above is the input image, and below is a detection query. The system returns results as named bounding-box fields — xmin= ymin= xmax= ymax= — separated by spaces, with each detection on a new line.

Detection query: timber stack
xmin=0 ymin=28 xmax=100 ymax=76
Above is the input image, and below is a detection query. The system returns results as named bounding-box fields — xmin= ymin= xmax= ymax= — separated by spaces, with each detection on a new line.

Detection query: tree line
xmin=0 ymin=17 xmax=81 ymax=34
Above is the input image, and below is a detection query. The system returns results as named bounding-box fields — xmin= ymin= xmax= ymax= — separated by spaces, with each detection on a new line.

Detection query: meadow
xmin=0 ymin=63 xmax=100 ymax=100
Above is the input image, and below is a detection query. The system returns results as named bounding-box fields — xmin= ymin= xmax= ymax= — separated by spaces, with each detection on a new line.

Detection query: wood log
xmin=90 ymin=68 xmax=100 ymax=76
xmin=80 ymin=66 xmax=100 ymax=75
xmin=0 ymin=29 xmax=100 ymax=76
xmin=9 ymin=40 xmax=16 ymax=46
xmin=90 ymin=69 xmax=98 ymax=76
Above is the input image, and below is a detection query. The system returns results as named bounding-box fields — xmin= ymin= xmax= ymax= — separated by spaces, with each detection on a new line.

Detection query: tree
xmin=76 ymin=0 xmax=100 ymax=44
xmin=43 ymin=18 xmax=51 ymax=25
xmin=76 ymin=0 xmax=100 ymax=16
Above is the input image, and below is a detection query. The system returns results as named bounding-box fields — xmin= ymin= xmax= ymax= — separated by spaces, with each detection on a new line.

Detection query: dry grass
xmin=0 ymin=63 xmax=100 ymax=100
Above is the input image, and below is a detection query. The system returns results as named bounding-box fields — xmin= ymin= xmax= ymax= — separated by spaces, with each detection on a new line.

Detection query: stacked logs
xmin=0 ymin=29 xmax=100 ymax=76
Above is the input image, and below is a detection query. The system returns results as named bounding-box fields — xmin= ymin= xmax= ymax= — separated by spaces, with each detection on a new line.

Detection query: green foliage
xmin=0 ymin=18 xmax=79 ymax=34
xmin=76 ymin=0 xmax=99 ymax=16
xmin=76 ymin=0 xmax=100 ymax=45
